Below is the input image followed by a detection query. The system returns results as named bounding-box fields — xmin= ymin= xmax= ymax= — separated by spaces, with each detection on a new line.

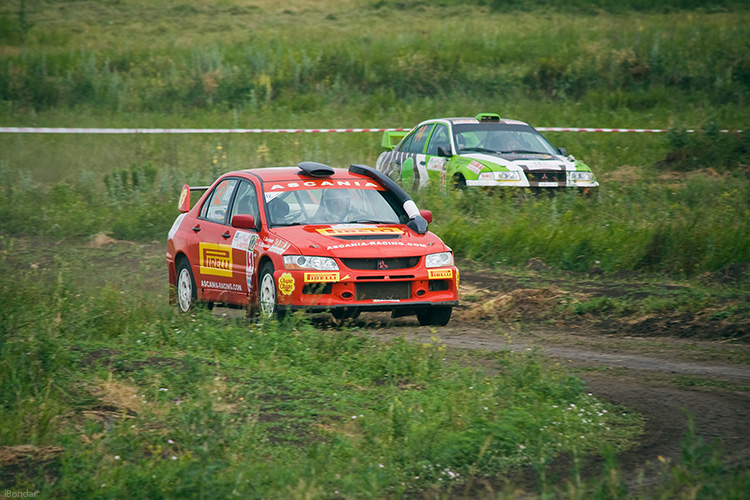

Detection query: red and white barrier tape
xmin=538 ymin=127 xmax=743 ymax=133
xmin=0 ymin=127 xmax=411 ymax=134
xmin=0 ymin=126 xmax=743 ymax=134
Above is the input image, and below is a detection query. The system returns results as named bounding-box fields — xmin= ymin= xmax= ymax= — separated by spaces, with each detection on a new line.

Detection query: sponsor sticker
xmin=200 ymin=280 xmax=242 ymax=291
xmin=278 ymin=273 xmax=295 ymax=295
xmin=466 ymin=161 xmax=484 ymax=175
xmin=268 ymin=239 xmax=291 ymax=255
xmin=304 ymin=272 xmax=340 ymax=283
xmin=232 ymin=231 xmax=258 ymax=251
xmin=427 ymin=268 xmax=454 ymax=280
xmin=266 ymin=180 xmax=383 ymax=191
xmin=427 ymin=157 xmax=446 ymax=171
xmin=326 ymin=240 xmax=428 ymax=251
xmin=316 ymin=226 xmax=403 ymax=236
xmin=178 ymin=186 xmax=188 ymax=209
xmin=199 ymin=243 xmax=233 ymax=277
xmin=246 ymin=249 xmax=255 ymax=291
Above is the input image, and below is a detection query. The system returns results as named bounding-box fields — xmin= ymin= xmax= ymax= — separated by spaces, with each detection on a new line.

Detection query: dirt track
xmin=316 ymin=260 xmax=750 ymax=488
xmin=136 ymin=241 xmax=750 ymax=486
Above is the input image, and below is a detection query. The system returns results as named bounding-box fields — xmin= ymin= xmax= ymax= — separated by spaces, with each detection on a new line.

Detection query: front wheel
xmin=176 ymin=259 xmax=197 ymax=313
xmin=331 ymin=307 xmax=360 ymax=321
xmin=258 ymin=262 xmax=284 ymax=320
xmin=416 ymin=306 xmax=452 ymax=326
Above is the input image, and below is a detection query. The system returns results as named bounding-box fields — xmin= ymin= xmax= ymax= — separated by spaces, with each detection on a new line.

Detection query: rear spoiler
xmin=381 ymin=130 xmax=409 ymax=150
xmin=177 ymin=184 xmax=209 ymax=213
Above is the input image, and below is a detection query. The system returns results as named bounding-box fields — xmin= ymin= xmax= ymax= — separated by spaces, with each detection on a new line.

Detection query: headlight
xmin=568 ymin=171 xmax=594 ymax=182
xmin=495 ymin=171 xmax=521 ymax=181
xmin=425 ymin=252 xmax=454 ymax=268
xmin=283 ymin=255 xmax=339 ymax=271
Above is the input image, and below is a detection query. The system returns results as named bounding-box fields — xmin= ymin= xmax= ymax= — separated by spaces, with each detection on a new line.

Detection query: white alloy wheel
xmin=259 ymin=266 xmax=277 ymax=318
xmin=177 ymin=262 xmax=195 ymax=313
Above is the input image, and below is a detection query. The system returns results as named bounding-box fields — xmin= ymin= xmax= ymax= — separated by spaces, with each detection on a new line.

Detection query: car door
xmin=192 ymin=177 xmax=241 ymax=304
xmin=225 ymin=179 xmax=262 ymax=305
xmin=394 ymin=123 xmax=434 ymax=189
xmin=423 ymin=123 xmax=451 ymax=186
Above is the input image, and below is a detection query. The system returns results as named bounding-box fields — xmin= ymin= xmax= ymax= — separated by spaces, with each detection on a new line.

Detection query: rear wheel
xmin=416 ymin=306 xmax=452 ymax=326
xmin=176 ymin=259 xmax=196 ymax=313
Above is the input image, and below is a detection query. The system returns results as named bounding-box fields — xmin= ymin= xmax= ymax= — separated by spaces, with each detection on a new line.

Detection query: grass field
xmin=1 ymin=0 xmax=749 ymax=497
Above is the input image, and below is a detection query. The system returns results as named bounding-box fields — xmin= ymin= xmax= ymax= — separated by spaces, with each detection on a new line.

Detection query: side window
xmin=200 ymin=179 xmax=238 ymax=224
xmin=426 ymin=124 xmax=450 ymax=155
xmin=401 ymin=124 xmax=434 ymax=154
xmin=229 ymin=180 xmax=259 ymax=227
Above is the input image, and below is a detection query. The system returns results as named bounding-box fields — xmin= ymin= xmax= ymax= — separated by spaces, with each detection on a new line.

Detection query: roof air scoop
xmin=348 ymin=163 xmax=429 ymax=235
xmin=298 ymin=161 xmax=335 ymax=177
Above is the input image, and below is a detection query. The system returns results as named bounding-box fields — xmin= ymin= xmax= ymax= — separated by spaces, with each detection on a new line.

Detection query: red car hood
xmin=267 ymin=224 xmax=449 ymax=258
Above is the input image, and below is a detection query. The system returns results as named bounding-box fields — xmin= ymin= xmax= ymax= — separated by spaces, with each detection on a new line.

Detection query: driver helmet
xmin=324 ymin=189 xmax=350 ymax=216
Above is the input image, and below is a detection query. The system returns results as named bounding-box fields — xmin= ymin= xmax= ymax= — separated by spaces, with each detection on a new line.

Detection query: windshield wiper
xmin=271 ymin=221 xmax=304 ymax=227
xmin=460 ymin=147 xmax=497 ymax=154
xmin=346 ymin=218 xmax=397 ymax=224
xmin=500 ymin=149 xmax=546 ymax=155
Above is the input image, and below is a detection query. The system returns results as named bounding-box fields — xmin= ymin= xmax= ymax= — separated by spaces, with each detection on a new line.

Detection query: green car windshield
xmin=453 ymin=123 xmax=560 ymax=155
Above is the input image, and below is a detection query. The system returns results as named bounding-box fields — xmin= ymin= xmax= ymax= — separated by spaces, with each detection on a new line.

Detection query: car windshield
xmin=453 ymin=123 xmax=559 ymax=155
xmin=263 ymin=183 xmax=407 ymax=226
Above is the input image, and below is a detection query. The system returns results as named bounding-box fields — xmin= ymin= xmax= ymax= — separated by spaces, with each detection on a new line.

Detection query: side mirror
xmin=558 ymin=147 xmax=567 ymax=156
xmin=231 ymin=214 xmax=256 ymax=230
xmin=437 ymin=145 xmax=452 ymax=157
xmin=419 ymin=209 xmax=433 ymax=224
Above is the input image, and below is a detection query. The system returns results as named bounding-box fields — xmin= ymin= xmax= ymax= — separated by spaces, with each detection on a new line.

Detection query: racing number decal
xmin=213 ymin=181 xmax=229 ymax=205
xmin=278 ymin=273 xmax=295 ymax=295
xmin=199 ymin=243 xmax=233 ymax=277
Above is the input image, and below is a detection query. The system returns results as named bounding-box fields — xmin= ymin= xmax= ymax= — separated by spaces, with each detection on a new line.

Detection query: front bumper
xmin=273 ymin=266 xmax=459 ymax=310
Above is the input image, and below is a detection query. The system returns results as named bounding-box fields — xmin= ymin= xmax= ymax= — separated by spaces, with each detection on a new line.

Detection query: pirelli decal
xmin=427 ymin=268 xmax=454 ymax=280
xmin=316 ymin=227 xmax=403 ymax=237
xmin=304 ymin=272 xmax=340 ymax=283
xmin=199 ymin=243 xmax=233 ymax=277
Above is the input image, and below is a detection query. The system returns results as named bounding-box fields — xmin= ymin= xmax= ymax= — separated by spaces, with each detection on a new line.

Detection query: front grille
xmin=525 ymin=171 xmax=566 ymax=183
xmin=341 ymin=257 xmax=420 ymax=270
xmin=355 ymin=282 xmax=410 ymax=300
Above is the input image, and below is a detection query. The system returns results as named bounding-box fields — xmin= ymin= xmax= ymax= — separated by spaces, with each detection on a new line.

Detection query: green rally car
xmin=375 ymin=113 xmax=599 ymax=194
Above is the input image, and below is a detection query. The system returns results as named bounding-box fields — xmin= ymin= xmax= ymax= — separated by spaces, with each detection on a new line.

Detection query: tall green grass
xmin=420 ymin=171 xmax=750 ymax=276
xmin=0 ymin=2 xmax=748 ymax=126
xmin=1 ymin=240 xmax=646 ymax=497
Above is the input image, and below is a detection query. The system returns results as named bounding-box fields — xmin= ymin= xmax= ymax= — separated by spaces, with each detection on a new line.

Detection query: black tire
xmin=331 ymin=308 xmax=360 ymax=321
xmin=453 ymin=174 xmax=467 ymax=190
xmin=258 ymin=261 xmax=284 ymax=320
xmin=176 ymin=259 xmax=197 ymax=313
xmin=416 ymin=306 xmax=452 ymax=326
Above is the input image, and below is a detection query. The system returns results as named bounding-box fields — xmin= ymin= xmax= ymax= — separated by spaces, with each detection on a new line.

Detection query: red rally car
xmin=166 ymin=162 xmax=459 ymax=325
